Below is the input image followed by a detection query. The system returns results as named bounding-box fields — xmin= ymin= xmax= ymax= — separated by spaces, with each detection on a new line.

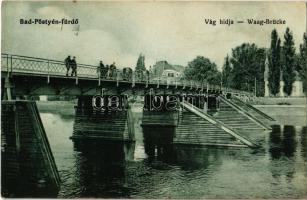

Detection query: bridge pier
xmin=71 ymin=95 xmax=135 ymax=142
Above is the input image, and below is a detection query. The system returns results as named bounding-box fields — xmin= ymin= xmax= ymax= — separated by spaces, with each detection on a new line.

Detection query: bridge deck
xmin=2 ymin=53 xmax=253 ymax=96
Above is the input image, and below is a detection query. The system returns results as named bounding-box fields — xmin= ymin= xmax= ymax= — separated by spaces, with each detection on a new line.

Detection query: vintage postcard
xmin=1 ymin=0 xmax=307 ymax=198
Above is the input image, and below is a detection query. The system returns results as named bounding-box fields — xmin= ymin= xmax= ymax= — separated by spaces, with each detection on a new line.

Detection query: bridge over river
xmin=1 ymin=54 xmax=253 ymax=98
xmin=1 ymin=53 xmax=277 ymax=197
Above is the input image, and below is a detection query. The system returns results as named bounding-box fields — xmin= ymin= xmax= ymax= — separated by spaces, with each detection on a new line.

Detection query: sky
xmin=1 ymin=1 xmax=306 ymax=70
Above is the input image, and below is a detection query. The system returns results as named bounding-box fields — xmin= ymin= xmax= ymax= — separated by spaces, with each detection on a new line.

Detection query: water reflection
xmin=173 ymin=146 xmax=223 ymax=170
xmin=269 ymin=125 xmax=297 ymax=160
xmin=269 ymin=125 xmax=282 ymax=160
xmin=142 ymin=125 xmax=224 ymax=171
xmin=142 ymin=126 xmax=175 ymax=164
xmin=269 ymin=125 xmax=297 ymax=183
xmin=282 ymin=126 xmax=297 ymax=158
xmin=71 ymin=140 xmax=135 ymax=198
xmin=39 ymin=109 xmax=307 ymax=198
xmin=301 ymin=127 xmax=307 ymax=162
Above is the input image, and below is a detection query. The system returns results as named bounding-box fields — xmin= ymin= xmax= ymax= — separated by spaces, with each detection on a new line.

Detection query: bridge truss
xmin=1 ymin=53 xmax=253 ymax=97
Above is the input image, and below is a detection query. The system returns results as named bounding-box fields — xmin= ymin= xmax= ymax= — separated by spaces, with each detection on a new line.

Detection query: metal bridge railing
xmin=1 ymin=54 xmax=98 ymax=78
xmin=1 ymin=53 xmax=254 ymax=96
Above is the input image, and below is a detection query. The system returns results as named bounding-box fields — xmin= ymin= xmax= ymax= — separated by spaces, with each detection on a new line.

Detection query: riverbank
xmin=248 ymin=97 xmax=306 ymax=126
xmin=253 ymin=105 xmax=307 ymax=126
xmin=248 ymin=97 xmax=306 ymax=105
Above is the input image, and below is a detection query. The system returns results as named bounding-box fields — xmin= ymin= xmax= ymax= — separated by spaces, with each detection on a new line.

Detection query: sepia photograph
xmin=1 ymin=0 xmax=307 ymax=198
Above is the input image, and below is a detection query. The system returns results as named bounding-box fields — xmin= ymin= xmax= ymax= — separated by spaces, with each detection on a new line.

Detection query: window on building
xmin=168 ymin=73 xmax=174 ymax=77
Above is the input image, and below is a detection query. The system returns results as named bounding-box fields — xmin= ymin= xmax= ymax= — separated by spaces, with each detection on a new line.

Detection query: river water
xmin=39 ymin=103 xmax=307 ymax=198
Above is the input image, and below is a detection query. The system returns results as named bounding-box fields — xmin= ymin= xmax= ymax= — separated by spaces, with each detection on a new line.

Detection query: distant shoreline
xmin=36 ymin=100 xmax=306 ymax=126
xmin=247 ymin=97 xmax=306 ymax=106
xmin=36 ymin=99 xmax=307 ymax=114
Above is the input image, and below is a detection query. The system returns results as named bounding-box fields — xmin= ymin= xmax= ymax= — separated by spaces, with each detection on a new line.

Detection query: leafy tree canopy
xmin=282 ymin=27 xmax=296 ymax=96
xmin=268 ymin=29 xmax=281 ymax=96
xmin=229 ymin=43 xmax=266 ymax=93
xmin=184 ymin=56 xmax=221 ymax=85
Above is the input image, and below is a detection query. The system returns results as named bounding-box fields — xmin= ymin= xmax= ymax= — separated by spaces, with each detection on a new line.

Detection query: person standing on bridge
xmin=71 ymin=56 xmax=77 ymax=76
xmin=64 ymin=56 xmax=71 ymax=76
xmin=97 ymin=61 xmax=104 ymax=78
xmin=110 ymin=62 xmax=116 ymax=79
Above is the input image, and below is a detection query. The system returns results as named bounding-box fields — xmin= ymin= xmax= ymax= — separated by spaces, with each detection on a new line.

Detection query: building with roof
xmin=151 ymin=61 xmax=184 ymax=84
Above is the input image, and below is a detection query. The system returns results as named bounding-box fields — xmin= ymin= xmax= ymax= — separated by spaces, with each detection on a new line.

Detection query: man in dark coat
xmin=97 ymin=61 xmax=104 ymax=78
xmin=109 ymin=62 xmax=116 ymax=79
xmin=64 ymin=56 xmax=71 ymax=76
xmin=71 ymin=56 xmax=77 ymax=76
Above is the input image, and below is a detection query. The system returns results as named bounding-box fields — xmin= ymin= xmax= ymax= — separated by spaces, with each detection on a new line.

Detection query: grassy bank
xmin=254 ymin=105 xmax=306 ymax=126
xmin=249 ymin=97 xmax=306 ymax=105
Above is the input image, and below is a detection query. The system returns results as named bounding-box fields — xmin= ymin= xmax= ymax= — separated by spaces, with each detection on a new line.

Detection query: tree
xmin=282 ymin=27 xmax=296 ymax=96
xmin=299 ymin=32 xmax=307 ymax=93
xmin=268 ymin=29 xmax=281 ymax=96
xmin=183 ymin=56 xmax=221 ymax=85
xmin=254 ymin=48 xmax=266 ymax=96
xmin=222 ymin=55 xmax=232 ymax=88
xmin=136 ymin=53 xmax=146 ymax=71
xmin=229 ymin=43 xmax=266 ymax=94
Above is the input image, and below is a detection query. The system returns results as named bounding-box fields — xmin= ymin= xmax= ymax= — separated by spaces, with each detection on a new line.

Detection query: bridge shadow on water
xmin=70 ymin=139 xmax=135 ymax=198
